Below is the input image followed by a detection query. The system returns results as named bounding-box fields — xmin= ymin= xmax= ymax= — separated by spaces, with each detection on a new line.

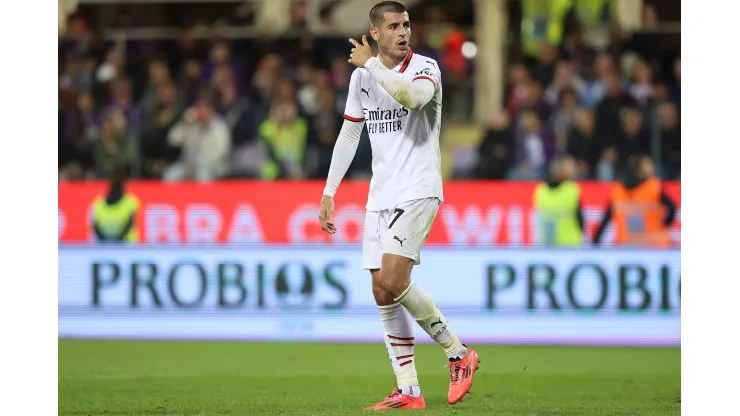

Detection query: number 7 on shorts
xmin=389 ymin=208 xmax=405 ymax=229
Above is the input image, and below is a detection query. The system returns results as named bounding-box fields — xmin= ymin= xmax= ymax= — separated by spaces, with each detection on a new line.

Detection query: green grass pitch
xmin=58 ymin=340 xmax=680 ymax=415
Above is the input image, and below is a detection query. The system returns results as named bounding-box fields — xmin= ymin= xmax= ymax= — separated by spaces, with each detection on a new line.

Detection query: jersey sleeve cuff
xmin=412 ymin=75 xmax=437 ymax=88
xmin=343 ymin=114 xmax=365 ymax=122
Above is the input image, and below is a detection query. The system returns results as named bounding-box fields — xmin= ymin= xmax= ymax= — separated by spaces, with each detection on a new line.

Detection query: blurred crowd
xmin=465 ymin=17 xmax=681 ymax=182
xmin=58 ymin=3 xmax=680 ymax=183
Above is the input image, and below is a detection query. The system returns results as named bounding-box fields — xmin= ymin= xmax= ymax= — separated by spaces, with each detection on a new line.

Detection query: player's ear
xmin=370 ymin=26 xmax=379 ymax=42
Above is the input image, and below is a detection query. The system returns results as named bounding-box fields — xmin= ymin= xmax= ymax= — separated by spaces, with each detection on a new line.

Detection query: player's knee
xmin=378 ymin=255 xmax=412 ymax=298
xmin=371 ymin=279 xmax=396 ymax=306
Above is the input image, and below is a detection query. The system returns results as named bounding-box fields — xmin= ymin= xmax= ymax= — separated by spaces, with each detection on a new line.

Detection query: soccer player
xmin=318 ymin=1 xmax=480 ymax=410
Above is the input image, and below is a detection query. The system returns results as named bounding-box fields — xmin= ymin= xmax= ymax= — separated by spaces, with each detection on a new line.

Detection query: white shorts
xmin=362 ymin=197 xmax=441 ymax=270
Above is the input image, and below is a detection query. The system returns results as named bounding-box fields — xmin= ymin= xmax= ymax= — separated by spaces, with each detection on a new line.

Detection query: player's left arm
xmin=364 ymin=57 xmax=438 ymax=110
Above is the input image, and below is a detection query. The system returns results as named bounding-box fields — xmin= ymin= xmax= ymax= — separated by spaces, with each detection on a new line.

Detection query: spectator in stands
xmin=69 ymin=90 xmax=100 ymax=144
xmin=559 ymin=22 xmax=596 ymax=75
xmin=659 ymin=101 xmax=680 ymax=180
xmin=179 ymin=58 xmax=204 ymax=106
xmin=521 ymin=81 xmax=552 ymax=125
xmin=329 ymin=57 xmax=351 ymax=114
xmin=203 ymin=41 xmax=244 ymax=92
xmin=473 ymin=109 xmax=513 ymax=180
xmin=298 ymin=69 xmax=329 ymax=116
xmin=566 ymin=108 xmax=600 ymax=178
xmin=274 ymin=77 xmax=298 ymax=106
xmin=305 ymin=87 xmax=342 ymax=179
xmin=672 ymin=57 xmax=681 ymax=107
xmin=169 ymin=26 xmax=207 ymax=74
xmin=93 ymin=108 xmax=139 ymax=179
xmin=628 ymin=58 xmax=654 ymax=109
xmin=596 ymin=72 xmax=636 ymax=140
xmin=164 ymin=89 xmax=232 ymax=181
xmin=616 ymin=108 xmax=650 ymax=166
xmin=544 ymin=60 xmax=585 ymax=107
xmin=505 ymin=63 xmax=533 ymax=116
xmin=60 ymin=53 xmax=94 ymax=93
xmin=258 ymin=99 xmax=308 ymax=179
xmin=216 ymin=80 xmax=255 ymax=146
xmin=107 ymin=77 xmax=143 ymax=135
xmin=550 ymin=87 xmax=580 ymax=153
xmin=96 ymin=49 xmax=123 ymax=85
xmin=531 ymin=43 xmax=558 ymax=90
xmin=249 ymin=54 xmax=282 ymax=108
xmin=595 ymin=147 xmax=619 ymax=181
xmin=579 ymin=53 xmax=616 ymax=108
xmin=140 ymin=80 xmax=181 ymax=179
xmin=511 ymin=110 xmax=553 ymax=180
xmin=141 ymin=58 xmax=174 ymax=114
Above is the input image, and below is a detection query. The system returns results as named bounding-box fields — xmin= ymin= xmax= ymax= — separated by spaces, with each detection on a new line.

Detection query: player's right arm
xmin=319 ymin=69 xmax=365 ymax=234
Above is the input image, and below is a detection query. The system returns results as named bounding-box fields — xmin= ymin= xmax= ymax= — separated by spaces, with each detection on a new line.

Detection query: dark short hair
xmin=369 ymin=1 xmax=407 ymax=26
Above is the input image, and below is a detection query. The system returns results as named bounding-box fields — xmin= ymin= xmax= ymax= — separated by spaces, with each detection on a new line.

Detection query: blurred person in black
xmin=593 ymin=154 xmax=677 ymax=246
xmin=566 ymin=108 xmax=601 ymax=178
xmin=559 ymin=21 xmax=596 ymax=75
xmin=531 ymin=43 xmax=558 ymax=90
xmin=473 ymin=109 xmax=513 ymax=179
xmin=140 ymin=79 xmax=182 ymax=178
xmin=658 ymin=101 xmax=680 ymax=179
xmin=615 ymin=107 xmax=650 ymax=167
xmin=168 ymin=26 xmax=208 ymax=74
xmin=305 ymin=87 xmax=343 ymax=179
xmin=179 ymin=58 xmax=204 ymax=106
xmin=91 ymin=166 xmax=141 ymax=244
xmin=672 ymin=57 xmax=681 ymax=108
xmin=216 ymin=79 xmax=255 ymax=146
xmin=595 ymin=71 xmax=636 ymax=140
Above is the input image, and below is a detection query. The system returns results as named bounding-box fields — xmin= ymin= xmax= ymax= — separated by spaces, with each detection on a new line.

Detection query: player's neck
xmin=378 ymin=50 xmax=408 ymax=70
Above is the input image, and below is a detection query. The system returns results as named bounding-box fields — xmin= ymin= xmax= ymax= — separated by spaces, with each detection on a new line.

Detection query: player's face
xmin=373 ymin=12 xmax=411 ymax=60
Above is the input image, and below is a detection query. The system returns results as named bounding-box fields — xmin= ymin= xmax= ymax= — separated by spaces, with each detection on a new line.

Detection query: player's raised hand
xmin=319 ymin=195 xmax=337 ymax=235
xmin=348 ymin=35 xmax=373 ymax=68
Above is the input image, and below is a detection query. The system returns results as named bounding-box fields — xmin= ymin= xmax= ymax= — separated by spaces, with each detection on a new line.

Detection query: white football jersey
xmin=344 ymin=50 xmax=444 ymax=211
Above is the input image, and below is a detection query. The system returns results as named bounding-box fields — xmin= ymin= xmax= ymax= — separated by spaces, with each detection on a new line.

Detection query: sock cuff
xmin=377 ymin=302 xmax=402 ymax=310
xmin=393 ymin=283 xmax=414 ymax=303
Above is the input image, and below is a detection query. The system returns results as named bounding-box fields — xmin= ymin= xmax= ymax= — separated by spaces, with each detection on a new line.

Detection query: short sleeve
xmin=411 ymin=59 xmax=442 ymax=90
xmin=343 ymin=69 xmax=365 ymax=122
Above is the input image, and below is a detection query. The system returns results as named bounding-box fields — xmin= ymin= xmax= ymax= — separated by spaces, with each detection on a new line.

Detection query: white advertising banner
xmin=58 ymin=246 xmax=680 ymax=346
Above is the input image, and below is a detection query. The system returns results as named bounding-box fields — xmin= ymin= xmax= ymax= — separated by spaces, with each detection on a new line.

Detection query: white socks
xmin=378 ymin=303 xmax=421 ymax=397
xmin=395 ymin=283 xmax=469 ymax=360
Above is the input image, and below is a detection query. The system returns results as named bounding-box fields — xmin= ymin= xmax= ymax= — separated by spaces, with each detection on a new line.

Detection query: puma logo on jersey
xmin=393 ymin=236 xmax=406 ymax=246
xmin=361 ymin=87 xmax=370 ymax=97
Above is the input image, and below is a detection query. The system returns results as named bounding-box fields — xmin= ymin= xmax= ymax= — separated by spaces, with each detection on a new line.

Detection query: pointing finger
xmin=348 ymin=38 xmax=360 ymax=47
